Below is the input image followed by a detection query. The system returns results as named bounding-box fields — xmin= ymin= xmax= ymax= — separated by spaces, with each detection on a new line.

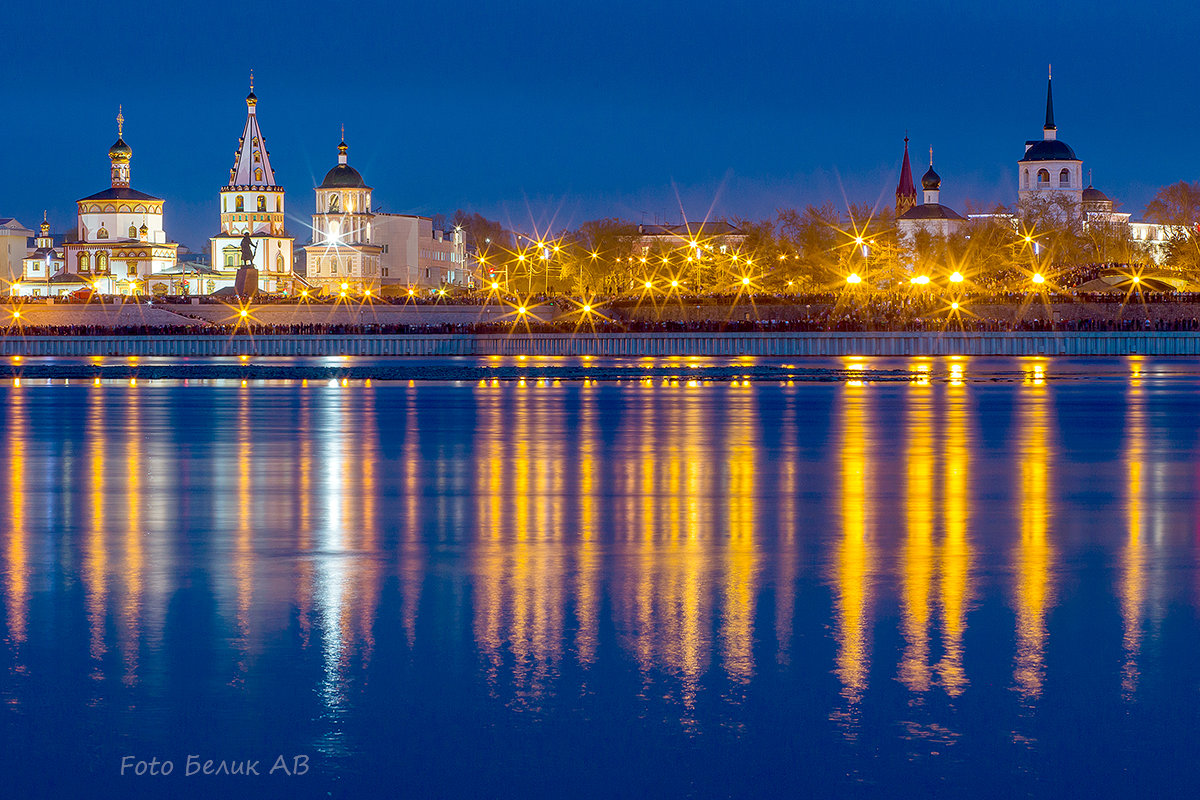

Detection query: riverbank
xmin=1 ymin=330 xmax=1199 ymax=358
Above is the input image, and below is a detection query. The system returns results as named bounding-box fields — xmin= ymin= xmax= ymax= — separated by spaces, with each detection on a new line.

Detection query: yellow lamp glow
xmin=239 ymin=309 xmax=248 ymax=318
xmin=741 ymin=276 xmax=751 ymax=286
xmin=1032 ymin=273 xmax=1045 ymax=284
xmin=670 ymin=280 xmax=679 ymax=288
xmin=582 ymin=304 xmax=591 ymax=313
xmin=910 ymin=275 xmax=930 ymax=285
xmin=951 ymin=302 xmax=960 ymax=310
xmin=644 ymin=281 xmax=653 ymax=289
xmin=846 ymin=273 xmax=862 ymax=284
xmin=518 ymin=306 xmax=527 ymax=314
xmin=491 ymin=282 xmax=499 ymax=290
xmin=950 ymin=271 xmax=964 ymax=283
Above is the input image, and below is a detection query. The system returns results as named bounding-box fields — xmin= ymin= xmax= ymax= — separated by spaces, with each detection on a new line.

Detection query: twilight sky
xmin=4 ymin=0 xmax=1199 ymax=249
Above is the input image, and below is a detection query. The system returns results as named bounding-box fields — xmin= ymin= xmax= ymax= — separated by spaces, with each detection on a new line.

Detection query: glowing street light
xmin=741 ymin=276 xmax=751 ymax=286
xmin=949 ymin=271 xmax=964 ymax=283
xmin=517 ymin=306 xmax=527 ymax=315
xmin=1032 ymin=273 xmax=1045 ymax=285
xmin=910 ymin=275 xmax=930 ymax=285
xmin=644 ymin=280 xmax=653 ymax=290
xmin=951 ymin=302 xmax=960 ymax=310
xmin=670 ymin=279 xmax=679 ymax=288
xmin=846 ymin=273 xmax=862 ymax=285
xmin=491 ymin=282 xmax=500 ymax=290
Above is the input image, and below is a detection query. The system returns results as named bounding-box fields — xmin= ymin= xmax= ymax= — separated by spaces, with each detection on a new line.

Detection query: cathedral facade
xmin=208 ymin=82 xmax=298 ymax=294
xmin=303 ymin=136 xmax=382 ymax=294
xmin=16 ymin=109 xmax=178 ymax=297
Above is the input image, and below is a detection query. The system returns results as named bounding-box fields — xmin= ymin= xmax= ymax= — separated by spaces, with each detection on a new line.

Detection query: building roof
xmin=1020 ymin=139 xmax=1078 ymax=162
xmin=48 ymin=271 xmax=89 ymax=284
xmin=78 ymin=186 xmax=163 ymax=203
xmin=1082 ymin=185 xmax=1110 ymax=202
xmin=896 ymin=137 xmax=917 ymax=202
xmin=638 ymin=220 xmax=743 ymax=237
xmin=319 ymin=139 xmax=369 ymax=189
xmin=899 ymin=203 xmax=965 ymax=221
xmin=227 ymin=87 xmax=278 ymax=189
xmin=921 ymin=164 xmax=941 ymax=191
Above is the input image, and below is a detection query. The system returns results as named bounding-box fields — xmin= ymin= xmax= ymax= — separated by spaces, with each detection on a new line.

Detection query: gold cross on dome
xmin=117 ymin=105 xmax=124 ymax=137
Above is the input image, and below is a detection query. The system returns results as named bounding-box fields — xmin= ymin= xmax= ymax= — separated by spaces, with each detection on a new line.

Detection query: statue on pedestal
xmin=234 ymin=232 xmax=260 ymax=297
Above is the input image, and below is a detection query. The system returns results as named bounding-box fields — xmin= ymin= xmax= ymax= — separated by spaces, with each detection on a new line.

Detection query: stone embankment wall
xmin=613 ymin=302 xmax=1200 ymax=323
xmin=0 ymin=332 xmax=1198 ymax=357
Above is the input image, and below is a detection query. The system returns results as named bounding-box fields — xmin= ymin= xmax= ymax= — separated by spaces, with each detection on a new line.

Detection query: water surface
xmin=1 ymin=356 xmax=1198 ymax=798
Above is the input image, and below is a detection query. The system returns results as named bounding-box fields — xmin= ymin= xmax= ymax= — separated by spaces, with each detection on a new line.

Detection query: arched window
xmin=1023 ymin=169 xmax=1029 ymax=189
xmin=235 ymin=196 xmax=245 ymax=212
xmin=254 ymin=168 xmax=263 ymax=182
xmin=257 ymin=195 xmax=266 ymax=212
xmin=1059 ymin=168 xmax=1071 ymax=187
xmin=129 ymin=225 xmax=138 ymax=239
xmin=253 ymin=151 xmax=261 ymax=162
xmin=78 ymin=252 xmax=90 ymax=272
xmin=276 ymin=253 xmax=284 ymax=272
xmin=1036 ymin=169 xmax=1050 ymax=187
xmin=97 ymin=226 xmax=109 ymax=239
xmin=97 ymin=252 xmax=108 ymax=273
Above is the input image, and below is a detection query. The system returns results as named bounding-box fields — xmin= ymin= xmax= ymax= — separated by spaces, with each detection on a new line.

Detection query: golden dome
xmin=109 ymin=137 xmax=132 ymax=162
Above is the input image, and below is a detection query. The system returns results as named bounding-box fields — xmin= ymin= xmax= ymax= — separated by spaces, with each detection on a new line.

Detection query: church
xmin=208 ymin=79 xmax=299 ymax=295
xmin=894 ymin=73 xmax=1178 ymax=262
xmin=15 ymin=109 xmax=179 ymax=297
xmin=303 ymin=134 xmax=383 ymax=294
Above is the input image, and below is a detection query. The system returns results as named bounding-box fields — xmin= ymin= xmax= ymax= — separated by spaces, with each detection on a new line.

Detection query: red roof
xmin=896 ymin=137 xmax=917 ymax=201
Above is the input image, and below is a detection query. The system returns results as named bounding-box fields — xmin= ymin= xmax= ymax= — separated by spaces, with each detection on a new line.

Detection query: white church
xmin=896 ymin=73 xmax=1180 ymax=261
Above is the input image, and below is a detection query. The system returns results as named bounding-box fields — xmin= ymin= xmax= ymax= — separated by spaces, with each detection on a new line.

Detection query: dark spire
xmin=1044 ymin=66 xmax=1055 ymax=131
xmin=896 ymin=135 xmax=917 ymax=216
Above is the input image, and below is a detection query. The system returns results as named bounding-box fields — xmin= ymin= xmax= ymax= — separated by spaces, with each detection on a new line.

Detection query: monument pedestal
xmin=234 ymin=266 xmax=259 ymax=298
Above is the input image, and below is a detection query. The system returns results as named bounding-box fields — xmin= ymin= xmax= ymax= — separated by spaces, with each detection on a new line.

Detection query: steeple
xmin=109 ymin=105 xmax=132 ymax=188
xmin=1043 ymin=66 xmax=1057 ymax=140
xmin=36 ymin=211 xmax=51 ymax=249
xmin=227 ymin=79 xmax=277 ymax=188
xmin=338 ymin=124 xmax=348 ymax=165
xmin=896 ymin=135 xmax=917 ymax=216
xmin=921 ymin=147 xmax=941 ymax=205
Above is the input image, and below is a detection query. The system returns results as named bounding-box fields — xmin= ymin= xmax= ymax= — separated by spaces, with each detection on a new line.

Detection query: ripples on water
xmin=1 ymin=357 xmax=1198 ymax=798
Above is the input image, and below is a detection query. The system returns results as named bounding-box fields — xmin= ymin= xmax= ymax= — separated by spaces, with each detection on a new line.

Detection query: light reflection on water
xmin=1 ymin=357 xmax=1199 ymax=796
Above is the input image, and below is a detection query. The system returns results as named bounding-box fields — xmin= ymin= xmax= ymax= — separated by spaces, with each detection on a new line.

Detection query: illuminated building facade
xmin=50 ymin=108 xmax=179 ymax=296
xmin=897 ymin=150 xmax=965 ymax=244
xmin=14 ymin=213 xmax=65 ymax=296
xmin=303 ymin=136 xmax=382 ymax=294
xmin=208 ymin=81 xmax=297 ymax=294
xmin=373 ymin=214 xmax=469 ymax=291
xmin=0 ymin=218 xmax=34 ymax=288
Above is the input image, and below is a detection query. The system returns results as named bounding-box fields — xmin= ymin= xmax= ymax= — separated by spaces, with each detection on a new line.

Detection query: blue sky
xmin=4 ymin=0 xmax=1199 ymax=249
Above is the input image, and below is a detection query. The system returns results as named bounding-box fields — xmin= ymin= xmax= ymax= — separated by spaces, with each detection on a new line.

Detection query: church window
xmin=97 ymin=226 xmax=109 ymax=239
xmin=1059 ymin=168 xmax=1071 ymax=187
xmin=128 ymin=262 xmax=138 ymax=276
xmin=235 ymin=196 xmax=245 ymax=212
xmin=97 ymin=252 xmax=108 ymax=273
xmin=254 ymin=151 xmax=261 ymax=162
xmin=257 ymin=195 xmax=266 ymax=212
xmin=276 ymin=253 xmax=284 ymax=272
xmin=1036 ymin=169 xmax=1050 ymax=187
xmin=129 ymin=225 xmax=138 ymax=239
xmin=1023 ymin=169 xmax=1029 ymax=189
xmin=79 ymin=252 xmax=90 ymax=272
xmin=255 ymin=168 xmax=263 ymax=182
